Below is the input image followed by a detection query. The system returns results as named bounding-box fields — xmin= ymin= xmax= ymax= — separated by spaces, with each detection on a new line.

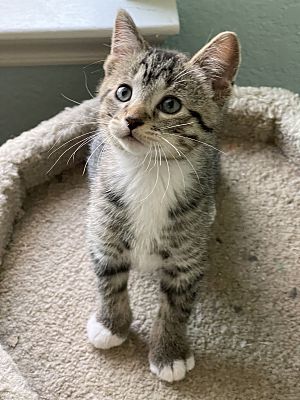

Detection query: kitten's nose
xmin=126 ymin=116 xmax=144 ymax=131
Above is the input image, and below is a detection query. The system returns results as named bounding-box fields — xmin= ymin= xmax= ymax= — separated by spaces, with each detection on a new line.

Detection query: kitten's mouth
xmin=113 ymin=130 xmax=147 ymax=154
xmin=123 ymin=132 xmax=143 ymax=145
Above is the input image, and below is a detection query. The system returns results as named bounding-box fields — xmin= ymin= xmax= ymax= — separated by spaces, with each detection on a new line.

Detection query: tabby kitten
xmin=86 ymin=10 xmax=240 ymax=382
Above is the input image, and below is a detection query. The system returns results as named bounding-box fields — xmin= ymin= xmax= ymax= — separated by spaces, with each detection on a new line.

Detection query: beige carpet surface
xmin=0 ymin=136 xmax=299 ymax=399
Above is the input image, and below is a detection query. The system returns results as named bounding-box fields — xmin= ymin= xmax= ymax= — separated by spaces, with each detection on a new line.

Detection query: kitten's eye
xmin=158 ymin=96 xmax=181 ymax=114
xmin=116 ymin=85 xmax=132 ymax=102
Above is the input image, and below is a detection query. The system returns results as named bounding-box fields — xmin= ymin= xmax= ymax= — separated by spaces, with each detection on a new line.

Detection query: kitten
xmin=86 ymin=10 xmax=240 ymax=382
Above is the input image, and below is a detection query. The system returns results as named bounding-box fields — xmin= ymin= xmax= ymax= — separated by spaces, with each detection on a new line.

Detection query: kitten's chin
xmin=115 ymin=135 xmax=149 ymax=156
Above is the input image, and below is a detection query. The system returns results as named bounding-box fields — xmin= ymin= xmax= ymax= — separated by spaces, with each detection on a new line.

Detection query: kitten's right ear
xmin=110 ymin=9 xmax=147 ymax=57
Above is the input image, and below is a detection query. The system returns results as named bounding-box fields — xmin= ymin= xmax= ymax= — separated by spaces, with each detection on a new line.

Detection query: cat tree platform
xmin=0 ymin=87 xmax=299 ymax=400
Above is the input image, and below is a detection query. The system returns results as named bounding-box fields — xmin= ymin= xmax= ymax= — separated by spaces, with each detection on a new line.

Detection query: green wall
xmin=1 ymin=0 xmax=299 ymax=143
xmin=0 ymin=66 xmax=101 ymax=144
xmin=167 ymin=0 xmax=300 ymax=91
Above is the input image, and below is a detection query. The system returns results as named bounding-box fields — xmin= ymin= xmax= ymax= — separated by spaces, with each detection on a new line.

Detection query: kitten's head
xmin=98 ymin=10 xmax=240 ymax=157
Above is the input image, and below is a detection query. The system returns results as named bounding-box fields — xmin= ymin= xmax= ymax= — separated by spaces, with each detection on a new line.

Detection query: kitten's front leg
xmin=87 ymin=250 xmax=132 ymax=349
xmin=149 ymin=264 xmax=203 ymax=382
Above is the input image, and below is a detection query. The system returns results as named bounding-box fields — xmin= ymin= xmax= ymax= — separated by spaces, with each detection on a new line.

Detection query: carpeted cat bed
xmin=0 ymin=86 xmax=299 ymax=400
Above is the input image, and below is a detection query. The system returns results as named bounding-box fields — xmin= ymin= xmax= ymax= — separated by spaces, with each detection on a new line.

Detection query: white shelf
xmin=0 ymin=0 xmax=179 ymax=66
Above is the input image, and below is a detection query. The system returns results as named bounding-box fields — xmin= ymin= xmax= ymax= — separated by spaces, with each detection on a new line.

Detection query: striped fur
xmin=86 ymin=10 xmax=240 ymax=382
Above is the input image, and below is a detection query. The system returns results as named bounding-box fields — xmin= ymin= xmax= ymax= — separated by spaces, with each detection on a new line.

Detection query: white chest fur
xmin=110 ymin=152 xmax=192 ymax=270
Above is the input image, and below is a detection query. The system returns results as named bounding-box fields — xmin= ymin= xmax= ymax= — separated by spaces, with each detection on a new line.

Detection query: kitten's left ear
xmin=190 ymin=32 xmax=240 ymax=103
xmin=111 ymin=9 xmax=147 ymax=57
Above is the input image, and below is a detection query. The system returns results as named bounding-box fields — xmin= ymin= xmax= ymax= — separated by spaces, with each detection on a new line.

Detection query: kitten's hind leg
xmin=149 ymin=263 xmax=204 ymax=382
xmin=87 ymin=250 xmax=132 ymax=349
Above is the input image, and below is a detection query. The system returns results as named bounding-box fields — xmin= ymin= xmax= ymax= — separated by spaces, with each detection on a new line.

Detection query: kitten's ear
xmin=190 ymin=32 xmax=240 ymax=102
xmin=111 ymin=9 xmax=147 ymax=57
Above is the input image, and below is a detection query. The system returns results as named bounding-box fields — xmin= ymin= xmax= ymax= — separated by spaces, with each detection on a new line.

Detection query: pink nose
xmin=126 ymin=116 xmax=144 ymax=131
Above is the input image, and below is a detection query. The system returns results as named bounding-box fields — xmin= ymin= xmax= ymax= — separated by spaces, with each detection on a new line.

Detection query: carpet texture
xmin=0 ymin=87 xmax=299 ymax=399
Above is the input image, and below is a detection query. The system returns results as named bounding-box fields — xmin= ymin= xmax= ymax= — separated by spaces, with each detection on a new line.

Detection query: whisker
xmin=67 ymin=136 xmax=96 ymax=165
xmin=148 ymin=144 xmax=158 ymax=172
xmin=138 ymin=146 xmax=152 ymax=171
xmin=48 ymin=119 xmax=99 ymax=152
xmin=160 ymin=136 xmax=181 ymax=157
xmin=48 ymin=130 xmax=98 ymax=157
xmin=160 ymin=145 xmax=170 ymax=202
xmin=162 ymin=122 xmax=194 ymax=130
xmin=138 ymin=147 xmax=160 ymax=203
xmin=61 ymin=93 xmax=81 ymax=106
xmin=82 ymin=138 xmax=105 ymax=175
xmin=51 ymin=134 xmax=96 ymax=161
xmin=60 ymin=93 xmax=99 ymax=112
xmin=47 ymin=135 xmax=94 ymax=174
xmin=145 ymin=144 xmax=154 ymax=172
xmin=125 ymin=146 xmax=152 ymax=173
xmin=97 ymin=143 xmax=106 ymax=166
xmin=83 ymin=69 xmax=95 ymax=98
xmin=160 ymin=136 xmax=201 ymax=186
xmin=165 ymin=144 xmax=187 ymax=195
xmin=163 ymin=132 xmax=226 ymax=155
xmin=83 ymin=60 xmax=105 ymax=69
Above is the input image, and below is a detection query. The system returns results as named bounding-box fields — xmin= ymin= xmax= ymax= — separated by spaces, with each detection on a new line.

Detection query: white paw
xmin=150 ymin=355 xmax=195 ymax=382
xmin=87 ymin=313 xmax=126 ymax=349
